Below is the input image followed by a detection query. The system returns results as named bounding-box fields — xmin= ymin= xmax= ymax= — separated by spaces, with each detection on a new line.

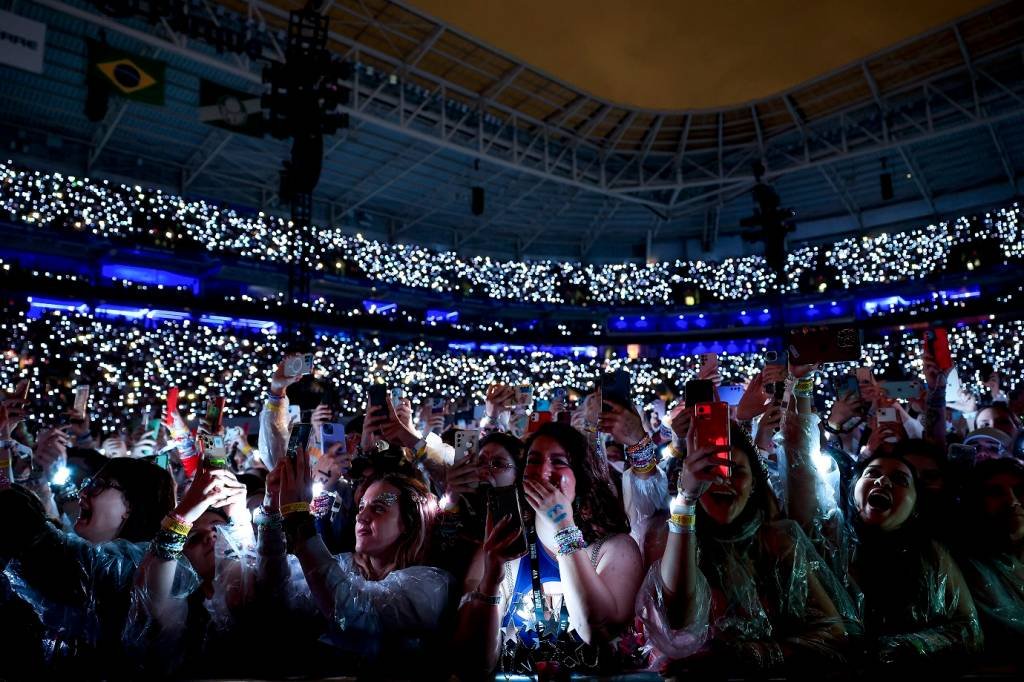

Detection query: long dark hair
xmin=521 ymin=422 xmax=629 ymax=543
xmin=96 ymin=458 xmax=175 ymax=543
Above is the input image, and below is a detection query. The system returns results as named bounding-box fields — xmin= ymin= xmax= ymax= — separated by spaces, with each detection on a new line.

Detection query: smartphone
xmin=389 ymin=387 xmax=405 ymax=407
xmin=601 ymin=369 xmax=632 ymax=411
xmin=527 ymin=411 xmax=553 ymax=434
xmin=486 ymin=485 xmax=528 ymax=557
xmin=367 ymin=384 xmax=389 ymax=411
xmin=693 ymin=401 xmax=731 ymax=477
xmin=787 ymin=325 xmax=863 ymax=365
xmin=515 ymin=385 xmax=534 ymax=410
xmin=947 ymin=443 xmax=977 ymax=467
xmin=73 ymin=385 xmax=90 ymax=413
xmin=856 ymin=367 xmax=874 ymax=386
xmin=430 ymin=397 xmax=446 ymax=415
xmin=320 ymin=422 xmax=346 ymax=453
xmin=453 ymin=428 xmax=480 ymax=466
xmin=881 ymin=380 xmax=924 ymax=400
xmin=764 ymin=350 xmax=787 ymax=402
xmin=201 ymin=397 xmax=226 ymax=434
xmin=924 ymin=328 xmax=953 ymax=372
xmin=202 ymin=434 xmax=228 ymax=469
xmin=684 ymin=379 xmax=715 ymax=406
xmin=717 ymin=384 xmax=745 ymax=407
xmin=835 ymin=374 xmax=861 ymax=399
xmin=877 ymin=406 xmax=898 ymax=423
xmin=551 ymin=387 xmax=568 ymax=402
xmin=165 ymin=387 xmax=179 ymax=425
xmin=283 ymin=353 xmax=315 ymax=378
xmin=287 ymin=422 xmax=313 ymax=460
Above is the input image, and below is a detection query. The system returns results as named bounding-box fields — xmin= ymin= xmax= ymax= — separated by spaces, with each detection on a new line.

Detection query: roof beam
xmin=182 ymin=132 xmax=233 ymax=190
xmin=988 ymin=123 xmax=1017 ymax=190
xmin=87 ymin=101 xmax=130 ymax=171
xmin=478 ymin=64 xmax=525 ymax=108
xmin=605 ymin=111 xmax=639 ymax=150
xmin=818 ymin=165 xmax=863 ymax=229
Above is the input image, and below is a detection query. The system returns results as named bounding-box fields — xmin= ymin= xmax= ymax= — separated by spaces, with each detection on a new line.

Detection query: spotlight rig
xmin=260 ymin=2 xmax=352 ymax=336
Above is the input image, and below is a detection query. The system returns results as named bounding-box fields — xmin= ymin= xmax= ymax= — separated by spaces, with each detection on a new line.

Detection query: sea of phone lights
xmin=1 ymin=160 xmax=1022 ymax=429
xmin=1 ymin=161 xmax=1021 ymax=307
xmin=1 ymin=306 xmax=1020 ymax=433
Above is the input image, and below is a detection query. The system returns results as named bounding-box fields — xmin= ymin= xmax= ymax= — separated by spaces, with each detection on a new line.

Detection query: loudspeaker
xmin=470 ymin=186 xmax=485 ymax=216
xmin=879 ymin=173 xmax=893 ymax=201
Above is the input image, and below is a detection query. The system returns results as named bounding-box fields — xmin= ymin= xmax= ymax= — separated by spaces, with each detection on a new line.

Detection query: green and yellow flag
xmin=88 ymin=40 xmax=165 ymax=105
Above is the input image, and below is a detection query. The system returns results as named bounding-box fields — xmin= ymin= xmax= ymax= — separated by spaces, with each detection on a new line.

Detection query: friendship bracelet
xmin=625 ymin=435 xmax=653 ymax=455
xmin=794 ymin=378 xmax=815 ymax=398
xmin=266 ymin=392 xmax=283 ymax=402
xmin=280 ymin=501 xmax=311 ymax=515
xmin=631 ymin=459 xmax=658 ymax=475
xmin=553 ymin=525 xmax=588 ymax=556
xmin=253 ymin=506 xmax=284 ymax=528
xmin=151 ymin=528 xmax=188 ymax=560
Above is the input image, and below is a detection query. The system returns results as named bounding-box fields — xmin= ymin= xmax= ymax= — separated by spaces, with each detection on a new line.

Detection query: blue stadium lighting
xmin=426 ymin=309 xmax=460 ymax=323
xmin=100 ymin=264 xmax=200 ymax=294
xmin=363 ymin=300 xmax=398 ymax=315
xmin=447 ymin=342 xmax=476 ymax=352
xmin=27 ymin=297 xmax=89 ymax=317
xmin=198 ymin=314 xmax=280 ymax=333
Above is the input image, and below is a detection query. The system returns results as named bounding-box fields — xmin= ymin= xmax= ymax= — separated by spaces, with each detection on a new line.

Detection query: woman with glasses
xmin=0 ymin=457 xmax=175 ymax=675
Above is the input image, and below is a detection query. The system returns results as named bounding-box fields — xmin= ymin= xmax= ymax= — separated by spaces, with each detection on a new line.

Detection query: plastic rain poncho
xmin=123 ymin=519 xmax=255 ymax=675
xmin=636 ymin=515 xmax=861 ymax=673
xmin=961 ymin=552 xmax=1024 ymax=653
xmin=257 ymin=524 xmax=453 ymax=674
xmin=4 ymin=526 xmax=149 ymax=673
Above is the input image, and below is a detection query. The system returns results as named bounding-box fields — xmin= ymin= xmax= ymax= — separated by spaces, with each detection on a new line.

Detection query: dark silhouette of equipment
xmin=740 ymin=162 xmax=795 ymax=275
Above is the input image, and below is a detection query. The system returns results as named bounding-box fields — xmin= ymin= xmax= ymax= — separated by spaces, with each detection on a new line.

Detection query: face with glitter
xmin=354 ymin=481 xmax=404 ymax=557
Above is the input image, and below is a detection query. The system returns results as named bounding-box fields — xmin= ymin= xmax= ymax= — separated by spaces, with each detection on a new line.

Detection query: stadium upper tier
xmin=1 ymin=161 xmax=1020 ymax=309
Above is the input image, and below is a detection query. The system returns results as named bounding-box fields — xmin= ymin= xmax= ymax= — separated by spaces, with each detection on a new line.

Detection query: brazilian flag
xmin=88 ymin=40 xmax=165 ymax=105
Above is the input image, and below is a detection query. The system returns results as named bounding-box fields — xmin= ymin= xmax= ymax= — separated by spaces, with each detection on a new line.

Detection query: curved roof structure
xmin=1 ymin=0 xmax=1022 ymax=261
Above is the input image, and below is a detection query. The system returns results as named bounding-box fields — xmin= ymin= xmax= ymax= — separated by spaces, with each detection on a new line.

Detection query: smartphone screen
xmin=453 ymin=428 xmax=480 ymax=467
xmin=487 ymin=485 xmax=528 ymax=556
xmin=73 ymin=385 xmax=90 ymax=413
xmin=288 ymin=422 xmax=313 ymax=460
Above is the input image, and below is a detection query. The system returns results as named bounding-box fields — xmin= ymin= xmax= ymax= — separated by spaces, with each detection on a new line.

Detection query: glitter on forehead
xmin=372 ymin=492 xmax=399 ymax=507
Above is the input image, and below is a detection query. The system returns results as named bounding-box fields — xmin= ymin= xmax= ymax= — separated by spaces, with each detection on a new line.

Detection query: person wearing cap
xmin=964 ymin=428 xmax=1014 ymax=463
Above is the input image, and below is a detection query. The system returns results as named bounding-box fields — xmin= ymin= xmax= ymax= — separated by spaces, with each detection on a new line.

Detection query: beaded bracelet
xmin=626 ymin=437 xmax=658 ymax=474
xmin=253 ymin=506 xmax=284 ymax=529
xmin=794 ymin=377 xmax=815 ymax=398
xmin=553 ymin=525 xmax=587 ymax=556
xmin=280 ymin=501 xmax=311 ymax=515
xmin=151 ymin=528 xmax=188 ymax=560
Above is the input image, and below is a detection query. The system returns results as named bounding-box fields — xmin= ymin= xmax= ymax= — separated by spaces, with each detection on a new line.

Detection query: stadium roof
xmin=1 ymin=0 xmax=1022 ymax=261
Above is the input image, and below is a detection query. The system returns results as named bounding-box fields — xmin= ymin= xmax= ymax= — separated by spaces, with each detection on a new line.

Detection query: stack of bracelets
xmin=152 ymin=513 xmax=192 ymax=559
xmin=554 ymin=525 xmax=587 ymax=556
xmin=625 ymin=436 xmax=657 ymax=475
xmin=280 ymin=501 xmax=317 ymax=552
xmin=668 ymin=498 xmax=697 ymax=535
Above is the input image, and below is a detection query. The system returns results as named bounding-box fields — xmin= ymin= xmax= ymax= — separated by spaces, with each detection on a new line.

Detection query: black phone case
xmin=487 ymin=486 xmax=528 ymax=556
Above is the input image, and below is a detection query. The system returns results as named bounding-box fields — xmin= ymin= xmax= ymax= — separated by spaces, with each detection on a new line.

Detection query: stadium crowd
xmin=2 ymin=305 xmax=1024 ymax=679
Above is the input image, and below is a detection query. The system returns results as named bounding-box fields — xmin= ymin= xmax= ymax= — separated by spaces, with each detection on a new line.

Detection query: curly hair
xmin=521 ymin=422 xmax=629 ymax=543
xmin=354 ymin=472 xmax=436 ymax=575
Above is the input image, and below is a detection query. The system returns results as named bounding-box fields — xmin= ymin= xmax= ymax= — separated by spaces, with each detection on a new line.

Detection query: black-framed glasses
xmin=79 ymin=477 xmax=126 ymax=498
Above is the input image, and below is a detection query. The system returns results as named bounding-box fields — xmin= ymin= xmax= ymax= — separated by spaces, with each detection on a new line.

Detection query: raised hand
xmin=678 ymin=419 xmax=733 ymax=502
xmin=34 ymin=426 xmax=71 ymax=478
xmin=176 ymin=467 xmax=243 ymax=523
xmin=598 ymin=400 xmax=647 ymax=446
xmin=523 ymin=475 xmax=575 ymax=535
xmin=484 ymin=384 xmax=516 ymax=419
xmin=270 ymin=354 xmax=304 ymax=397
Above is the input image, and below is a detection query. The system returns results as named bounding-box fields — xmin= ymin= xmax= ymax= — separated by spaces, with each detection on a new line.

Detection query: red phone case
xmin=929 ymin=328 xmax=953 ymax=371
xmin=165 ymin=387 xmax=179 ymax=424
xmin=694 ymin=402 xmax=731 ymax=477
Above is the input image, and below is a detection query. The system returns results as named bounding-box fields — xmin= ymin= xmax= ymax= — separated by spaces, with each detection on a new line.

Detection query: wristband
xmin=161 ymin=515 xmax=193 ymax=537
xmin=668 ymin=513 xmax=696 ymax=534
xmin=469 ymin=590 xmax=501 ymax=605
xmin=253 ymin=506 xmax=284 ymax=528
xmin=794 ymin=378 xmax=815 ymax=398
xmin=553 ymin=525 xmax=587 ymax=556
xmin=626 ymin=436 xmax=658 ymax=474
xmin=280 ymin=501 xmax=311 ymax=515
xmin=266 ymin=392 xmax=283 ymax=402
xmin=151 ymin=528 xmax=188 ymax=560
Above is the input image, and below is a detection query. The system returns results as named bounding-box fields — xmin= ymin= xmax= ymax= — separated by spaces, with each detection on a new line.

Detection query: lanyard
xmin=525 ymin=524 xmax=570 ymax=642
